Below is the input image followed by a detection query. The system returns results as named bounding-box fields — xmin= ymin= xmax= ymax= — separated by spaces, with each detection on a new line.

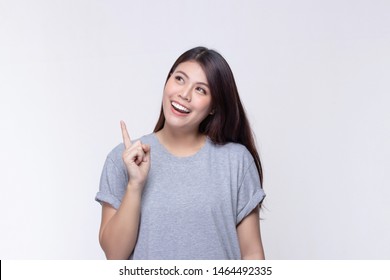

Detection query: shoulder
xmin=208 ymin=140 xmax=254 ymax=166
xmin=107 ymin=143 xmax=124 ymax=161
xmin=210 ymin=140 xmax=252 ymax=157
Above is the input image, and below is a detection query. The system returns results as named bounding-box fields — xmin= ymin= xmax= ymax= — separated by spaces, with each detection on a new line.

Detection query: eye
xmin=196 ymin=87 xmax=207 ymax=95
xmin=175 ymin=75 xmax=184 ymax=84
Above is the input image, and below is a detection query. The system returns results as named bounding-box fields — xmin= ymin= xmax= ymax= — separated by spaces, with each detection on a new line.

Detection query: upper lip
xmin=171 ymin=100 xmax=191 ymax=112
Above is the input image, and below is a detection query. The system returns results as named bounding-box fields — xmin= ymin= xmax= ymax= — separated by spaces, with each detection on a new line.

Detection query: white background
xmin=0 ymin=0 xmax=389 ymax=259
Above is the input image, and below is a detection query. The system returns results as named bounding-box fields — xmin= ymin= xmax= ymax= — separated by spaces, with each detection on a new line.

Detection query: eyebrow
xmin=175 ymin=70 xmax=210 ymax=88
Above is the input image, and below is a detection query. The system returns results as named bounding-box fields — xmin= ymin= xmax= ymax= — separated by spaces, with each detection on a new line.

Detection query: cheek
xmin=162 ymin=94 xmax=170 ymax=113
xmin=162 ymin=85 xmax=172 ymax=101
xmin=201 ymin=98 xmax=212 ymax=111
xmin=163 ymin=83 xmax=176 ymax=100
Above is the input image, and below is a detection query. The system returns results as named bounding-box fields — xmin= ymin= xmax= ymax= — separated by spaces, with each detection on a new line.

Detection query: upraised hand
xmin=120 ymin=121 xmax=151 ymax=190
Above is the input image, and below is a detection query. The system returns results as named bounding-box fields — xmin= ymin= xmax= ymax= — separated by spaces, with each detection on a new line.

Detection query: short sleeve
xmin=236 ymin=160 xmax=265 ymax=225
xmin=95 ymin=155 xmax=128 ymax=210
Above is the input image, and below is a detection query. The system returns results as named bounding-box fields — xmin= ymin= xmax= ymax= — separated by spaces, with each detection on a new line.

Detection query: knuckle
xmin=133 ymin=140 xmax=142 ymax=146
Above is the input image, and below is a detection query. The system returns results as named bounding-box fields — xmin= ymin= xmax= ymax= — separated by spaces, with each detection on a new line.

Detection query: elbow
xmin=101 ymin=244 xmax=131 ymax=260
xmin=105 ymin=251 xmax=129 ymax=260
xmin=241 ymin=251 xmax=265 ymax=260
xmin=99 ymin=232 xmax=132 ymax=260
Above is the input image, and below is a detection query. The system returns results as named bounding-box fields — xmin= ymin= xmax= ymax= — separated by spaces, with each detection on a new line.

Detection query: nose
xmin=179 ymin=86 xmax=192 ymax=102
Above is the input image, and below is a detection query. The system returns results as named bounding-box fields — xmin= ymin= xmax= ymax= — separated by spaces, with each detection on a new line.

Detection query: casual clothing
xmin=96 ymin=133 xmax=265 ymax=259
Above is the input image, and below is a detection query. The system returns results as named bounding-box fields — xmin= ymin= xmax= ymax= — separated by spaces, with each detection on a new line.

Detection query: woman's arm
xmin=99 ymin=185 xmax=142 ymax=259
xmin=99 ymin=121 xmax=151 ymax=259
xmin=237 ymin=206 xmax=265 ymax=260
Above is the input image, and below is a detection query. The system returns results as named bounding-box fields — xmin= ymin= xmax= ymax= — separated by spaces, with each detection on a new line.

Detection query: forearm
xmin=99 ymin=186 xmax=142 ymax=259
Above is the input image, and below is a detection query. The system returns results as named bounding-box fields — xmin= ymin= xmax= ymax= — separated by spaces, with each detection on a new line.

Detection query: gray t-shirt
xmin=96 ymin=133 xmax=265 ymax=260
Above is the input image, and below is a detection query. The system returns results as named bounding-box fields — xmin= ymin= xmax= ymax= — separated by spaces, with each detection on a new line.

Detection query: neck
xmin=156 ymin=126 xmax=206 ymax=157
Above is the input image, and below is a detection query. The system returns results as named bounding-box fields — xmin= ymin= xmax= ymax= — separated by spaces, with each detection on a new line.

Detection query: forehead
xmin=174 ymin=61 xmax=208 ymax=83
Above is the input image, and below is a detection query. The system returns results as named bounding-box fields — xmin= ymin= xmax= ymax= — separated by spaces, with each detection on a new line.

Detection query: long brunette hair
xmin=154 ymin=47 xmax=263 ymax=186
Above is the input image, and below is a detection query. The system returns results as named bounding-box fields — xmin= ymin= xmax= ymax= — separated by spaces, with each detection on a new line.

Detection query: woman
xmin=96 ymin=46 xmax=266 ymax=260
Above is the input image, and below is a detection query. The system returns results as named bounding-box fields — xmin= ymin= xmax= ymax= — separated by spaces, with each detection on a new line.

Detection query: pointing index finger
xmin=120 ymin=120 xmax=132 ymax=149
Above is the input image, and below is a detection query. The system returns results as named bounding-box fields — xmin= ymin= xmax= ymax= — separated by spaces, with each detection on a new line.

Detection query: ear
xmin=209 ymin=109 xmax=215 ymax=115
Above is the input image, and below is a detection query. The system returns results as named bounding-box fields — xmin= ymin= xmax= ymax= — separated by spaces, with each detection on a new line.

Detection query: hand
xmin=120 ymin=120 xmax=151 ymax=189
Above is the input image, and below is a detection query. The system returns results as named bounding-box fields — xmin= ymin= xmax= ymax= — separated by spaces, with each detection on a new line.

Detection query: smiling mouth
xmin=171 ymin=101 xmax=191 ymax=114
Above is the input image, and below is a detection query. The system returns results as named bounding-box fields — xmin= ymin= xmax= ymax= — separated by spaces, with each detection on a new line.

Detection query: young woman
xmin=96 ymin=47 xmax=266 ymax=260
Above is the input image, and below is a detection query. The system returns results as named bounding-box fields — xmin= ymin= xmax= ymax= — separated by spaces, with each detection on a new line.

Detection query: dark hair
xmin=154 ymin=46 xmax=263 ymax=187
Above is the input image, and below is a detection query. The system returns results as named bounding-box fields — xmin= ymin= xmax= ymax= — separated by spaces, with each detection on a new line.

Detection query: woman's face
xmin=162 ymin=60 xmax=212 ymax=134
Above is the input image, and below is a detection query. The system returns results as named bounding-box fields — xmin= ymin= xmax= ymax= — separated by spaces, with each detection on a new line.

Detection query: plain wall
xmin=0 ymin=0 xmax=389 ymax=259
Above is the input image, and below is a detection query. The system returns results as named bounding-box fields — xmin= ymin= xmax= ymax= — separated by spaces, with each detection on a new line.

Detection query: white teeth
xmin=171 ymin=101 xmax=190 ymax=113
